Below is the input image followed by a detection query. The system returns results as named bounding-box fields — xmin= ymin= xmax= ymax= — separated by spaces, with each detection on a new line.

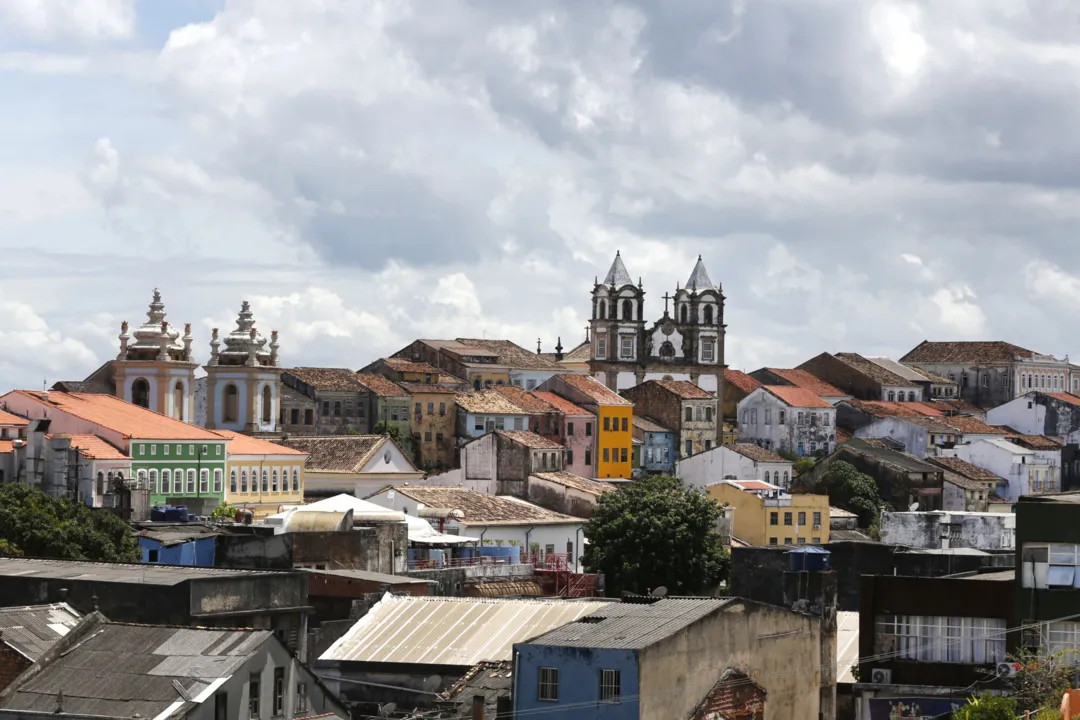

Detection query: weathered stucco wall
xmin=879 ymin=511 xmax=1015 ymax=550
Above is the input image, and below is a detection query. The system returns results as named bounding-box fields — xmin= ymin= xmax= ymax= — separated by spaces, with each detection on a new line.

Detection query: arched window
xmin=263 ymin=386 xmax=273 ymax=424
xmin=272 ymin=470 xmax=279 ymax=492
xmin=262 ymin=470 xmax=269 ymax=492
xmin=621 ymin=299 xmax=633 ymax=320
xmin=292 ymin=470 xmax=299 ymax=492
xmin=908 ymin=391 xmax=916 ymax=401
xmin=608 ymin=300 xmax=616 ymax=319
xmin=161 ymin=469 xmax=171 ymax=495
xmin=149 ymin=469 xmax=158 ymax=494
xmin=96 ymin=472 xmax=105 ymax=496
xmin=333 ymin=400 xmax=341 ymax=417
xmin=887 ymin=391 xmax=895 ymax=401
xmin=213 ymin=469 xmax=223 ymax=493
xmin=705 ymin=406 xmax=713 ymax=422
xmin=241 ymin=470 xmax=248 ymax=493
xmin=131 ymin=378 xmax=150 ymax=409
xmin=764 ymin=471 xmax=770 ymax=483
xmin=685 ymin=407 xmax=693 ymax=422
xmin=173 ymin=381 xmax=185 ymax=421
xmin=703 ymin=305 xmax=713 ymax=324
xmin=230 ymin=470 xmax=238 ymax=493
xmin=223 ymin=384 xmax=239 ymax=423
xmin=783 ymin=471 xmax=790 ymax=486
xmin=680 ymin=305 xmax=688 ymax=324
xmin=137 ymin=470 xmax=147 ymax=490
xmin=597 ymin=299 xmax=606 ymax=319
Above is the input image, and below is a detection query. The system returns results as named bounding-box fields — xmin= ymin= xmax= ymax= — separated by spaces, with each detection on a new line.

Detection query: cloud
xmin=0 ymin=0 xmax=136 ymax=42
xmin=0 ymin=300 xmax=99 ymax=384
xmin=1025 ymin=260 xmax=1080 ymax=305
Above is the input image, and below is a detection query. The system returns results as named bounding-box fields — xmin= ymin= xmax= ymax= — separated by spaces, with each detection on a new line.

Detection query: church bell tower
xmin=202 ymin=301 xmax=281 ymax=434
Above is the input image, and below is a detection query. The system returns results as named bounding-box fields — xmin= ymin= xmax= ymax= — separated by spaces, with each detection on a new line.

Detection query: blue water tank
xmin=150 ymin=506 xmax=168 ymax=522
xmin=787 ymin=546 xmax=830 ymax=572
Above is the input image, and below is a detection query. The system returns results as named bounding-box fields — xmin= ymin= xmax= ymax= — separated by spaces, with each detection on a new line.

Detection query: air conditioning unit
xmin=870 ymin=668 xmax=892 ymax=684
xmin=996 ymin=662 xmax=1021 ymax=677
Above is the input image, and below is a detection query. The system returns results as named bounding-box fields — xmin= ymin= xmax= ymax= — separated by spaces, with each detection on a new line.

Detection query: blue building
xmin=137 ymin=525 xmax=219 ymax=566
xmin=632 ymin=416 xmax=675 ymax=475
xmin=513 ymin=596 xmax=826 ymax=720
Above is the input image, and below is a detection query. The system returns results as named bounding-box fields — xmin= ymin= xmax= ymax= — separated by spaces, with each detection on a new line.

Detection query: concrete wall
xmin=988 ymin=392 xmax=1080 ymax=445
xmin=854 ymin=417 xmax=932 ymax=457
xmin=639 ymin=600 xmax=821 ymax=720
xmin=405 ymin=562 xmax=535 ymax=596
xmin=216 ymin=524 xmax=407 ymax=574
xmin=527 ymin=475 xmax=598 ymax=518
xmin=879 ymin=511 xmax=1016 ymax=550
xmin=903 ymin=361 xmax=1017 ymax=408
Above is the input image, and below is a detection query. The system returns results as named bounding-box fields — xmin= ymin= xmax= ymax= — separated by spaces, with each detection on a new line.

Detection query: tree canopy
xmin=0 ymin=484 xmax=139 ymax=562
xmin=583 ymin=475 xmax=729 ymax=597
xmin=814 ymin=460 xmax=883 ymax=527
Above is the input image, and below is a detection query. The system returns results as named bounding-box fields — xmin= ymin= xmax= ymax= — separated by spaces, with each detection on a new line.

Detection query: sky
xmin=3 ymin=0 xmax=1080 ymax=393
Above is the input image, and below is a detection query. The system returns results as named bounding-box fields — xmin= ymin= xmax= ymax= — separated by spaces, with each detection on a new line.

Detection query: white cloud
xmin=0 ymin=0 xmax=136 ymax=42
xmin=930 ymin=286 xmax=987 ymax=336
xmin=0 ymin=300 xmax=99 ymax=383
xmin=1024 ymin=260 xmax=1080 ymax=305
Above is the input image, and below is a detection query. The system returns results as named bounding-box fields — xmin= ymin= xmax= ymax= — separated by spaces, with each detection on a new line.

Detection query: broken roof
xmin=274 ymin=435 xmax=414 ymax=473
xmin=494 ymin=385 xmax=557 ymax=414
xmin=0 ymin=408 xmax=28 ymax=426
xmin=46 ymin=434 xmax=128 ymax=460
xmin=633 ymin=415 xmax=673 ymax=434
xmin=0 ymin=603 xmax=81 ymax=662
xmin=761 ymin=386 xmax=833 ymax=409
xmin=1005 ymin=433 xmax=1063 ymax=451
xmin=321 ymin=593 xmax=611 ymax=665
xmin=380 ymin=357 xmax=444 ymax=374
xmin=213 ymin=429 xmax=308 ymax=456
xmin=939 ymin=416 xmax=1008 ymax=435
xmin=902 ymin=340 xmax=1038 ymax=364
xmin=353 ymin=373 xmax=409 ymax=397
xmin=844 ymin=399 xmax=944 ymax=419
xmin=384 ymin=486 xmax=582 ymax=525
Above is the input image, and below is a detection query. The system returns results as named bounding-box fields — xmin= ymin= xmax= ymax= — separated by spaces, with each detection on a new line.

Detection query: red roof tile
xmin=939 ymin=416 xmax=1008 ymax=435
xmin=1047 ymin=393 xmax=1080 ymax=408
xmin=845 ymin=400 xmax=944 ymax=418
xmin=354 ymin=373 xmax=408 ymax=397
xmin=381 ymin=358 xmax=443 ymax=374
xmin=0 ymin=408 xmax=28 ymax=427
xmin=902 ymin=341 xmax=1037 ymax=363
xmin=557 ymin=374 xmax=631 ymax=405
xmin=495 ymin=430 xmax=563 ymax=450
xmin=0 ymin=440 xmax=14 ymax=454
xmin=530 ymin=392 xmax=592 ymax=417
xmin=11 ymin=391 xmax=221 ymax=441
xmin=212 ymin=429 xmax=308 ymax=456
xmin=764 ymin=368 xmax=847 ymax=398
xmin=761 ymin=386 xmax=833 ymax=409
xmin=728 ymin=480 xmax=777 ymax=491
xmin=650 ymin=379 xmax=715 ymax=400
xmin=494 ymin=386 xmax=557 ymax=414
xmin=729 ymin=443 xmax=786 ymax=463
xmin=54 ymin=434 xmax=129 ymax=460
xmin=724 ymin=370 xmax=761 ymax=394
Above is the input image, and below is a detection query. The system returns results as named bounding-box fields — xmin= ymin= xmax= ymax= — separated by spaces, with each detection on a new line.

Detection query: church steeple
xmin=602 ymin=251 xmax=633 ymax=287
xmin=685 ymin=255 xmax=716 ymax=292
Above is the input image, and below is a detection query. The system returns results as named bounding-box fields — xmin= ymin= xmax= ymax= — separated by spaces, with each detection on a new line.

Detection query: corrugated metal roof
xmin=524 ymin=597 xmax=733 ymax=650
xmin=319 ymin=593 xmax=612 ymax=665
xmin=0 ymin=603 xmax=82 ymax=661
xmin=0 ymin=557 xmax=294 ymax=585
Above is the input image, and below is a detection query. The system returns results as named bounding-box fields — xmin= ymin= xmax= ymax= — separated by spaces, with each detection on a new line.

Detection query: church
xmin=587 ymin=251 xmax=727 ymax=395
xmin=55 ymin=291 xmax=282 ymax=436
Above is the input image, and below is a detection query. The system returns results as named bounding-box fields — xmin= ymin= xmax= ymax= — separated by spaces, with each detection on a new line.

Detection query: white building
xmin=737 ymin=386 xmax=837 ymax=457
xmin=945 ymin=438 xmax=1057 ymax=501
xmin=364 ymin=485 xmax=587 ymax=571
xmin=986 ymin=391 xmax=1080 ymax=445
xmin=879 ymin=511 xmax=1016 ymax=551
xmin=677 ymin=443 xmax=794 ymax=490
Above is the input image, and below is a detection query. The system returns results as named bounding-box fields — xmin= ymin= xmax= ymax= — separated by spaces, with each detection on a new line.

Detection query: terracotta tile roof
xmin=836 ymin=427 xmax=853 ymax=444
xmin=11 ymin=391 xmax=221 ymax=441
xmin=399 ymin=382 xmax=460 ymax=395
xmin=494 ymin=386 xmax=557 ymax=414
xmin=46 ymin=434 xmax=128 ymax=460
xmin=857 ymin=437 xmax=906 ymax=451
xmin=354 ymin=373 xmax=408 ymax=397
xmin=925 ymin=456 xmax=1005 ymax=483
xmin=943 ymin=471 xmax=984 ymax=491
xmin=764 ymin=368 xmax=847 ymax=398
xmin=905 ymin=416 xmax=965 ymax=435
xmin=901 ymin=341 xmax=1037 ymax=364
xmin=285 ymin=367 xmax=367 ymax=392
xmin=932 ymin=398 xmax=983 ymax=414
xmin=1004 ymin=433 xmax=1063 ymax=451
xmin=280 ymin=384 xmax=315 ymax=405
xmin=454 ymin=338 xmax=565 ymax=371
xmin=0 ymin=408 xmax=28 ymax=426
xmin=530 ymin=391 xmax=592 ymax=417
xmin=649 ymin=379 xmax=715 ymax=400
xmin=724 ymin=369 xmax=761 ymax=394
xmin=844 ymin=400 xmax=943 ymax=419
xmin=557 ymin=374 xmax=632 ymax=405
xmin=0 ymin=440 xmax=13 ymax=454
xmin=562 ymin=341 xmax=592 ymax=362
xmin=274 ymin=435 xmax=400 ymax=473
xmin=633 ymin=415 xmax=672 ymax=434
xmin=381 ymin=358 xmax=443 ymax=374
xmin=910 ymin=367 xmax=956 ymax=384
xmin=727 ymin=480 xmax=777 ymax=492
xmin=388 ymin=486 xmax=581 ymax=525
xmin=455 ymin=390 xmax=528 ymax=415
xmin=834 ymin=353 xmax=920 ymax=388
xmin=212 ymin=429 xmax=308 ymax=456
xmin=939 ymin=416 xmax=1008 ymax=435
xmin=988 ymin=494 xmax=1011 ymax=504
xmin=729 ymin=443 xmax=786 ymax=463
xmin=1047 ymin=393 xmax=1080 ymax=408
xmin=530 ymin=471 xmax=613 ymax=496
xmin=761 ymin=386 xmax=833 ymax=409
xmin=495 ymin=430 xmax=563 ymax=450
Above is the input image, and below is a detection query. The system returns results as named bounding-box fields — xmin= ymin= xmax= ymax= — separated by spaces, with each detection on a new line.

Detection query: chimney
xmin=472 ymin=695 xmax=485 ymax=720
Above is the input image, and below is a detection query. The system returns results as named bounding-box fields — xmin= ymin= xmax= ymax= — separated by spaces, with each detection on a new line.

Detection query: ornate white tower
xmin=112 ymin=289 xmax=197 ymax=421
xmin=202 ymin=301 xmax=280 ymax=434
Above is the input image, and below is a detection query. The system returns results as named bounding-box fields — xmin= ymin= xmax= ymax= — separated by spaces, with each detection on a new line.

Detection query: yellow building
xmin=214 ymin=430 xmax=307 ymax=518
xmin=708 ymin=480 xmax=831 ymax=547
xmin=538 ymin=373 xmax=633 ymax=479
xmin=401 ymin=382 xmax=458 ymax=471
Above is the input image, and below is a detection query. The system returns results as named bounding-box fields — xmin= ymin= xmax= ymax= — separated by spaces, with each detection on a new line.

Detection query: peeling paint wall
xmin=879 ymin=512 xmax=1015 ymax=550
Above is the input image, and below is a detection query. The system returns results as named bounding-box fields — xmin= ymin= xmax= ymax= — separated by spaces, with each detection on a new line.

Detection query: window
xmin=149 ymin=469 xmax=158 ymax=494
xmin=763 ymin=409 xmax=771 ymax=425
xmin=164 ymin=444 xmax=170 ymax=456
xmin=262 ymin=470 xmax=269 ymax=492
xmin=798 ymin=511 xmax=806 ymax=525
xmin=685 ymin=439 xmax=693 ymax=456
xmin=621 ymin=336 xmax=633 ymax=359
xmin=292 ymin=470 xmax=299 ymax=492
xmin=875 ymin=615 xmax=1006 ymax=664
xmin=567 ymin=422 xmax=575 ymax=435
xmin=685 ymin=407 xmax=693 ymax=422
xmin=705 ymin=406 xmax=713 ymax=422
xmin=272 ymin=470 xmax=279 ymax=492
xmin=1022 ymin=543 xmax=1080 ymax=589
xmin=797 ymin=412 xmax=804 ymax=425
xmin=263 ymin=386 xmax=273 ymax=424
xmin=1048 ymin=622 xmax=1080 ymax=666
xmin=764 ymin=471 xmax=770 ymax=483
xmin=621 ymin=298 xmax=633 ymax=320
xmin=230 ymin=471 xmax=238 ymax=493
xmin=603 ymin=448 xmax=610 ymax=463
xmin=427 ymin=402 xmax=435 ymax=415
xmin=273 ymin=667 xmax=285 ymax=716
xmin=813 ymin=511 xmax=822 ymax=528
xmin=495 ymin=417 xmax=505 ymax=430
xmin=585 ymin=422 xmax=592 ymax=437
xmin=600 ymin=669 xmax=621 ymax=703
xmin=249 ymin=673 xmax=260 ymax=719
xmin=908 ymin=391 xmax=916 ymax=401
xmin=304 ymin=409 xmax=313 ymax=425
xmin=439 ymin=402 xmax=446 ymax=416
xmin=809 ymin=441 xmax=817 ymax=453
xmin=224 ymin=384 xmax=240 ymax=423
xmin=704 ymin=305 xmax=714 ymax=324
xmin=241 ymin=470 xmax=249 ymax=493
xmin=705 ymin=439 xmax=711 ymax=450
xmin=215 ymin=692 xmax=228 ymax=720
xmin=132 ymin=378 xmax=150 ymax=409
xmin=186 ymin=469 xmax=196 ymax=494
xmin=887 ymin=391 xmax=896 ymax=401
xmin=596 ymin=337 xmax=607 ymax=359
xmin=779 ymin=410 xmax=786 ymax=425
xmin=751 ymin=409 xmax=757 ymax=424
xmin=783 ymin=471 xmax=790 ymax=486
xmin=213 ymin=469 xmax=223 ymax=493
xmin=797 ymin=537 xmax=806 ymax=545
xmin=702 ymin=340 xmax=715 ymax=362
xmin=604 ymin=416 xmax=610 ymax=431
xmin=823 ymin=413 xmax=830 ymax=426
xmin=474 ymin=416 xmax=485 ymax=432
xmin=538 ymin=667 xmax=559 ymax=702
xmin=161 ymin=470 xmax=171 ymax=495
xmin=585 ymin=449 xmax=592 ymax=466
xmin=414 ymin=402 xmax=421 ymax=415
xmin=620 ymin=448 xmax=628 ymax=463
xmin=770 ymin=511 xmax=778 ymax=526
xmin=436 ymin=431 xmax=444 ymax=442
xmin=425 ymin=430 xmax=432 ymax=442
xmin=566 ymin=450 xmax=574 ymax=465
xmin=542 ymin=453 xmax=548 ymax=469
xmin=982 ymin=375 xmax=989 ymax=388
xmin=784 ymin=512 xmax=792 ymax=526
xmin=621 ymin=417 xmax=628 ymax=432
xmin=696 ymin=406 xmax=703 ymax=421
xmin=148 ymin=549 xmax=159 ymax=563
xmin=295 ymin=683 xmax=307 ymax=714
xmin=784 ymin=537 xmax=792 ymax=545
xmin=769 ymin=537 xmax=778 ymax=545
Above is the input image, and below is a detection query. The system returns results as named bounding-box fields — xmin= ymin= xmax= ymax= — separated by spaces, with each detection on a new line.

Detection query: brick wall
xmin=0 ymin=644 xmax=30 ymax=692
xmin=621 ymin=382 xmax=681 ymax=433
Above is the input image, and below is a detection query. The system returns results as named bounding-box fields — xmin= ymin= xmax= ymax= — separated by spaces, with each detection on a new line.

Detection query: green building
xmin=355 ymin=373 xmax=411 ymax=438
xmin=132 ymin=438 xmax=229 ymax=512
xmin=1015 ymin=493 xmax=1080 ymax=654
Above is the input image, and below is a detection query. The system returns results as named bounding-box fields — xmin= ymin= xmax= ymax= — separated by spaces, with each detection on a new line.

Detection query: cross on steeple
xmin=662 ymin=291 xmax=672 ymax=315
xmin=584 ymin=325 xmax=591 ymax=342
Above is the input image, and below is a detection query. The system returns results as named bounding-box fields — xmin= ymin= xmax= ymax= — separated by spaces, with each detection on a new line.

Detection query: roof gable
xmin=901 ymin=340 xmax=1038 ymax=363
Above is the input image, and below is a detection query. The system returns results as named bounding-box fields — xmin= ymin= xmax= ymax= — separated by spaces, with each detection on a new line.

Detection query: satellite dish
xmin=650 ymin=586 xmax=668 ymax=598
xmin=379 ymin=703 xmax=397 ymax=716
xmin=909 ymin=502 xmax=919 ymax=511
xmin=422 ymin=675 xmax=443 ymax=692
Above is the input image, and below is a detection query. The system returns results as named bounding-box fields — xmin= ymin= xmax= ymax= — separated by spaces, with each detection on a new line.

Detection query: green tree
xmin=814 ymin=460 xmax=882 ymax=527
xmin=951 ymin=693 xmax=1017 ymax=720
xmin=211 ymin=503 xmax=237 ymax=521
xmin=793 ymin=458 xmax=816 ymax=477
xmin=1002 ymin=648 xmax=1075 ymax=715
xmin=374 ymin=421 xmax=412 ymax=454
xmin=583 ymin=476 xmax=729 ymax=596
xmin=0 ymin=484 xmax=138 ymax=562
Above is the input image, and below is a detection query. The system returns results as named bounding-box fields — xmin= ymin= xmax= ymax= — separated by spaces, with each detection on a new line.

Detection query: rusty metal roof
xmin=0 ymin=603 xmax=81 ymax=661
xmin=319 ymin=593 xmax=611 ymax=665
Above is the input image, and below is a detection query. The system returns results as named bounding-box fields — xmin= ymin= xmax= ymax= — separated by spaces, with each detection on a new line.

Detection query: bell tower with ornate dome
xmin=112 ymin=289 xmax=198 ymax=422
xmin=202 ymin=301 xmax=280 ymax=434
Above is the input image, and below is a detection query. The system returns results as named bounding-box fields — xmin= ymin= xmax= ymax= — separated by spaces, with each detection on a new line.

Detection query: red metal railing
xmin=406 ymin=552 xmax=573 ymax=571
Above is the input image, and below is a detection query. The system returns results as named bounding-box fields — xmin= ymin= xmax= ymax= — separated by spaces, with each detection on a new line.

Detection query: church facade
xmin=588 ymin=252 xmax=726 ymax=440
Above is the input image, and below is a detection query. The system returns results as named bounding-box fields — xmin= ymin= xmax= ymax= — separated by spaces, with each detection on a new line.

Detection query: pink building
xmin=532 ymin=391 xmax=597 ymax=478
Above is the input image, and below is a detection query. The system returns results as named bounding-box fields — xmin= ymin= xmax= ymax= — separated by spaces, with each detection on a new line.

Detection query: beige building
xmin=708 ymin=479 xmax=831 ymax=547
xmin=215 ymin=430 xmax=307 ymax=518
